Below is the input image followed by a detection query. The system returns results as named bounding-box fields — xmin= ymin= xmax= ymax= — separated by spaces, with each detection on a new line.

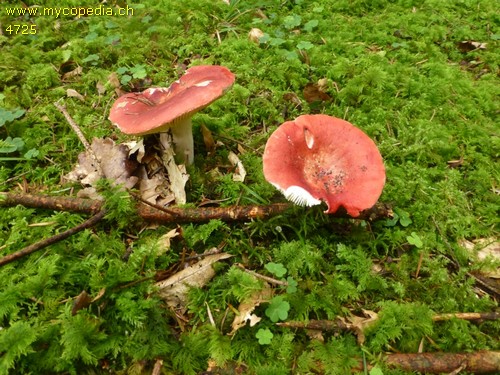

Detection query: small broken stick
xmin=0 ymin=209 xmax=106 ymax=267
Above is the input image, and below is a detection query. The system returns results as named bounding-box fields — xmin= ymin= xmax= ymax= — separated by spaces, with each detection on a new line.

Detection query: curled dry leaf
xmin=107 ymin=72 xmax=121 ymax=89
xmin=71 ymin=290 xmax=92 ymax=316
xmin=248 ymin=28 xmax=264 ymax=43
xmin=201 ymin=124 xmax=216 ymax=155
xmin=125 ymin=139 xmax=146 ymax=163
xmin=66 ymin=88 xmax=85 ymax=101
xmin=228 ymin=151 xmax=246 ymax=182
xmin=156 ymin=251 xmax=232 ymax=310
xmin=340 ymin=309 xmax=379 ymax=345
xmin=137 ymin=166 xmax=163 ymax=203
xmin=61 ymin=66 xmax=83 ymax=81
xmin=159 ymin=133 xmax=189 ymax=204
xmin=156 ymin=228 xmax=180 ymax=256
xmin=229 ymin=284 xmax=273 ymax=335
xmin=457 ymin=40 xmax=487 ymax=53
xmin=96 ymin=81 xmax=106 ymax=95
xmin=447 ymin=157 xmax=464 ymax=168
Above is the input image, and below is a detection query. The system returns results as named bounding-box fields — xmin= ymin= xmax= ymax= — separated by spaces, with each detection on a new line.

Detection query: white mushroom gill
xmin=281 ymin=185 xmax=322 ymax=207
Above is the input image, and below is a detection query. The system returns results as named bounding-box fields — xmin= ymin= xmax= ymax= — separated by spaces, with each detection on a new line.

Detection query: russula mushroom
xmin=108 ymin=65 xmax=235 ymax=165
xmin=263 ymin=114 xmax=386 ymax=217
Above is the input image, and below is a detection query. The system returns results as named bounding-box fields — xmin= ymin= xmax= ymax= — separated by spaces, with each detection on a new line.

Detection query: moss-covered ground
xmin=0 ymin=0 xmax=499 ymax=374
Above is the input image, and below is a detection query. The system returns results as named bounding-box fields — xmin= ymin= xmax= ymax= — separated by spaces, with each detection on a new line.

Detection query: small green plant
xmin=254 ymin=11 xmax=318 ymax=61
xmin=369 ymin=367 xmax=385 ymax=375
xmin=264 ymin=261 xmax=298 ymax=294
xmin=406 ymin=232 xmax=424 ymax=248
xmin=265 ymin=262 xmax=287 ymax=278
xmin=256 ymin=328 xmax=273 ymax=345
xmin=0 ymin=107 xmax=38 ymax=160
xmin=0 ymin=137 xmax=23 ymax=154
xmin=0 ymin=107 xmax=24 ymax=127
xmin=265 ymin=296 xmax=290 ymax=322
xmin=116 ymin=64 xmax=148 ymax=86
xmin=384 ymin=207 xmax=412 ymax=227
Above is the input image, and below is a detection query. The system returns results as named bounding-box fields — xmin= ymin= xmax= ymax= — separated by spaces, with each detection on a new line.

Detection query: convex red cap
xmin=108 ymin=65 xmax=235 ymax=165
xmin=263 ymin=114 xmax=386 ymax=217
xmin=108 ymin=65 xmax=235 ymax=135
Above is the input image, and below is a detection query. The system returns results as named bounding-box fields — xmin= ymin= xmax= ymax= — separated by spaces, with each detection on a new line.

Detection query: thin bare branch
xmin=54 ymin=101 xmax=103 ymax=175
xmin=236 ymin=263 xmax=289 ymax=286
xmin=0 ymin=209 xmax=106 ymax=266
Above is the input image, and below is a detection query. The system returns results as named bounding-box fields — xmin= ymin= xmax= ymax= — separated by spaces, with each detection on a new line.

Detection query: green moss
xmin=0 ymin=0 xmax=498 ymax=372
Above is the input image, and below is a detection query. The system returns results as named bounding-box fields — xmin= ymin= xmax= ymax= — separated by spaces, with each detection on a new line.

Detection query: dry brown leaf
xmin=126 ymin=139 xmax=146 ymax=163
xmin=460 ymin=238 xmax=500 ymax=278
xmin=66 ymin=88 xmax=85 ymax=101
xmin=160 ymin=133 xmax=189 ymax=204
xmin=457 ymin=40 xmax=487 ymax=53
xmin=340 ymin=309 xmax=379 ymax=345
xmin=447 ymin=158 xmax=464 ymax=168
xmin=237 ymin=144 xmax=246 ymax=155
xmin=156 ymin=228 xmax=180 ymax=256
xmin=283 ymin=92 xmax=302 ymax=107
xmin=96 ymin=81 xmax=106 ymax=95
xmin=138 ymin=169 xmax=163 ymax=203
xmin=156 ymin=252 xmax=233 ymax=310
xmin=201 ymin=124 xmax=216 ymax=155
xmin=228 ymin=151 xmax=246 ymax=182
xmin=64 ymin=138 xmax=139 ymax=190
xmin=306 ymin=329 xmax=325 ymax=342
xmin=62 ymin=66 xmax=83 ymax=81
xmin=71 ymin=290 xmax=92 ymax=315
xmin=107 ymin=72 xmax=121 ymax=89
xmin=248 ymin=28 xmax=264 ymax=43
xmin=229 ymin=285 xmax=273 ymax=335
xmin=303 ymin=80 xmax=331 ymax=103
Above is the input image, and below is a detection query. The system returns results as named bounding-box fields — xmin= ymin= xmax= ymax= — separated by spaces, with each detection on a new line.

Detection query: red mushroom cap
xmin=108 ymin=65 xmax=235 ymax=135
xmin=263 ymin=114 xmax=386 ymax=217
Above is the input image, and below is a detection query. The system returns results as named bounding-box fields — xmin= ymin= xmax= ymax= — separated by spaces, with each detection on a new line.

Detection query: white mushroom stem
xmin=167 ymin=117 xmax=194 ymax=166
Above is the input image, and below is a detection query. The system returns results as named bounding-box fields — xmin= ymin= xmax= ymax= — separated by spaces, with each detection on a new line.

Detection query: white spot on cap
xmin=117 ymin=102 xmax=128 ymax=108
xmin=195 ymin=80 xmax=213 ymax=87
xmin=281 ymin=185 xmax=322 ymax=207
xmin=304 ymin=128 xmax=314 ymax=149
xmin=148 ymin=87 xmax=168 ymax=94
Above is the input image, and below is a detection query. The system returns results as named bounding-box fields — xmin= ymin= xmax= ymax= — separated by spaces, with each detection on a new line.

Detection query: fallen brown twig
xmin=54 ymin=101 xmax=103 ymax=176
xmin=0 ymin=192 xmax=392 ymax=223
xmin=235 ymin=263 xmax=289 ymax=286
xmin=432 ymin=311 xmax=500 ymax=322
xmin=382 ymin=350 xmax=500 ymax=374
xmin=0 ymin=209 xmax=106 ymax=266
xmin=278 ymin=311 xmax=500 ymax=346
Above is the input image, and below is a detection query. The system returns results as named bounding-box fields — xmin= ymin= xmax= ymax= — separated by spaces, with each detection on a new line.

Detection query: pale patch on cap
xmin=195 ymin=80 xmax=213 ymax=87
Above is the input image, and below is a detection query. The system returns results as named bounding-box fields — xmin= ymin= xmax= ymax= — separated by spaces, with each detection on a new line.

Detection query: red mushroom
xmin=263 ymin=114 xmax=386 ymax=217
xmin=108 ymin=65 xmax=235 ymax=165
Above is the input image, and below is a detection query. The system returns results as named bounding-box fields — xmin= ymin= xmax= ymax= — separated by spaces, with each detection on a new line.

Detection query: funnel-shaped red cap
xmin=263 ymin=114 xmax=386 ymax=217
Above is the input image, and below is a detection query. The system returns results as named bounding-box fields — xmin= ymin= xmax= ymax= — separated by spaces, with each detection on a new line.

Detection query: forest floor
xmin=0 ymin=0 xmax=499 ymax=374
